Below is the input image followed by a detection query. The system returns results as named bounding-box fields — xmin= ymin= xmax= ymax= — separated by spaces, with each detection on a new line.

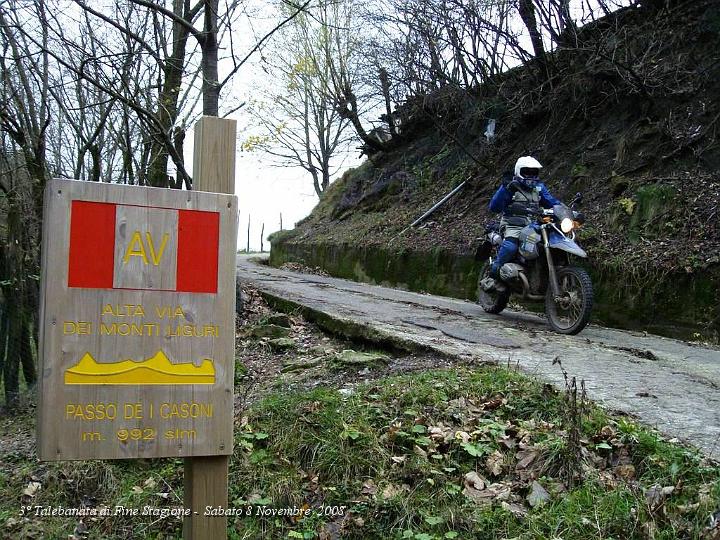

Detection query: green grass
xmin=228 ymin=368 xmax=720 ymax=539
xmin=1 ymin=367 xmax=718 ymax=539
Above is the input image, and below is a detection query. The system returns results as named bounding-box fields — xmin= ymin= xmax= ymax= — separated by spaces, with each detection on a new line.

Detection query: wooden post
xmin=246 ymin=214 xmax=250 ymax=253
xmin=260 ymin=223 xmax=265 ymax=252
xmin=185 ymin=116 xmax=237 ymax=540
xmin=279 ymin=212 xmax=283 ymax=231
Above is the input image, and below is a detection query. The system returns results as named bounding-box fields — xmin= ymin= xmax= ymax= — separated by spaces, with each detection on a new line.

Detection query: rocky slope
xmin=270 ymin=0 xmax=720 ymax=341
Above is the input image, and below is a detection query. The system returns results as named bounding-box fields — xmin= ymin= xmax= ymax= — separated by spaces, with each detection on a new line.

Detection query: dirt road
xmin=237 ymin=256 xmax=720 ymax=459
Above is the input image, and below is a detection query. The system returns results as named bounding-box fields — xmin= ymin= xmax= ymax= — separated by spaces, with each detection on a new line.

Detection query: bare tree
xmin=67 ymin=0 xmax=312 ymax=187
xmin=243 ymin=1 xmax=355 ymax=197
xmin=0 ymin=0 xmax=49 ymax=407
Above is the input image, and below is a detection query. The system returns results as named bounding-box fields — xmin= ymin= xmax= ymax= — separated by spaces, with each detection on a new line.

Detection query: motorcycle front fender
xmin=547 ymin=230 xmax=587 ymax=258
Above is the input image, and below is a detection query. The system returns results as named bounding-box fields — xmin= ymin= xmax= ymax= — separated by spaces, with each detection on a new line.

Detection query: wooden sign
xmin=37 ymin=179 xmax=238 ymax=460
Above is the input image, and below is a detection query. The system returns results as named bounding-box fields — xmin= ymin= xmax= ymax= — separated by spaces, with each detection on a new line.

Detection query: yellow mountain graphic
xmin=64 ymin=350 xmax=215 ymax=385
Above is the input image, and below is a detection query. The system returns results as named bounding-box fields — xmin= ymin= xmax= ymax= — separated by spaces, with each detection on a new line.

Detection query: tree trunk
xmin=147 ymin=0 xmax=191 ymax=187
xmin=337 ymin=87 xmax=390 ymax=153
xmin=201 ymin=0 xmax=220 ymax=116
xmin=20 ymin=316 xmax=36 ymax=387
xmin=0 ymin=305 xmax=7 ymax=386
xmin=379 ymin=68 xmax=396 ymax=136
xmin=517 ymin=0 xmax=547 ymax=76
xmin=122 ymin=103 xmax=135 ymax=185
xmin=172 ymin=127 xmax=188 ymax=189
xmin=3 ymin=293 xmax=22 ymax=409
xmin=90 ymin=143 xmax=101 ymax=182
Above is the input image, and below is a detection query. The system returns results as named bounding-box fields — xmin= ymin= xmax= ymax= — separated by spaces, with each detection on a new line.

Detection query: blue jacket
xmin=489 ymin=178 xmax=561 ymax=214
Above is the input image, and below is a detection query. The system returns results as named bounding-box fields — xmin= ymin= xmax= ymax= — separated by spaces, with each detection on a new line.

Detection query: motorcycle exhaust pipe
xmin=518 ymin=272 xmax=545 ymax=301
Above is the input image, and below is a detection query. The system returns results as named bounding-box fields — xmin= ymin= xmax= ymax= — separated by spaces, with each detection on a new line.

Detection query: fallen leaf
xmin=390 ymin=455 xmax=407 ymax=464
xmin=143 ymin=477 xmax=157 ymax=490
xmin=447 ymin=397 xmax=467 ymax=409
xmin=482 ymin=397 xmax=505 ymax=410
xmin=22 ymin=481 xmax=41 ymax=498
xmin=489 ymin=482 xmax=513 ymax=501
xmin=74 ymin=520 xmax=88 ymax=535
xmin=464 ymin=471 xmax=486 ymax=491
xmin=515 ymin=449 xmax=538 ymax=470
xmin=676 ymin=502 xmax=699 ymax=514
xmin=645 ymin=485 xmax=674 ymax=508
xmin=499 ymin=436 xmax=516 ymax=450
xmin=486 ymin=451 xmax=504 ymax=476
xmin=501 ymin=501 xmax=528 ymax=518
xmin=454 ymin=431 xmax=471 ymax=443
xmin=361 ymin=479 xmax=377 ymax=496
xmin=527 ymin=481 xmax=550 ymax=508
xmin=429 ymin=426 xmax=446 ymax=441
xmin=381 ymin=483 xmax=408 ymax=499
xmin=414 ymin=445 xmax=428 ymax=459
xmin=614 ymin=464 xmax=636 ymax=480
xmin=131 ymin=486 xmax=143 ymax=494
xmin=462 ymin=485 xmax=492 ymax=505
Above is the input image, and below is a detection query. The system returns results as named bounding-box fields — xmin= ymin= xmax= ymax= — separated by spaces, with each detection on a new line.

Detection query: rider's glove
xmin=501 ymin=171 xmax=513 ymax=188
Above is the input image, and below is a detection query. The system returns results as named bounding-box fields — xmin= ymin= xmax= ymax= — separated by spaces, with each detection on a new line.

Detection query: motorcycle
xmin=476 ymin=192 xmax=593 ymax=335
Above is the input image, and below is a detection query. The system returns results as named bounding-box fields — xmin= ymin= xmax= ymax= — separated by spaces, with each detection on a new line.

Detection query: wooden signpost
xmin=37 ymin=117 xmax=238 ymax=539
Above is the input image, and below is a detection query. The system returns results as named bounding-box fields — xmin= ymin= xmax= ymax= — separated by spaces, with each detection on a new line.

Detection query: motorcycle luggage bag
xmin=518 ymin=224 xmax=542 ymax=260
xmin=503 ymin=216 xmax=530 ymax=227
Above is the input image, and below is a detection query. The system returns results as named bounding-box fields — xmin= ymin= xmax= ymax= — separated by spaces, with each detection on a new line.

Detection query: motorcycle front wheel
xmin=477 ymin=261 xmax=510 ymax=314
xmin=545 ymin=266 xmax=593 ymax=335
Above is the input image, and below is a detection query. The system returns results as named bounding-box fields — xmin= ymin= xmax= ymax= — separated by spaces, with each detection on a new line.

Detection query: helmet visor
xmin=519 ymin=167 xmax=540 ymax=178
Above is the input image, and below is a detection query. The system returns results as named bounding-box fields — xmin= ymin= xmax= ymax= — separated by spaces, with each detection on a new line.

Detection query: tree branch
xmin=219 ymin=0 xmax=313 ymax=89
xmin=129 ymin=0 xmax=205 ymax=43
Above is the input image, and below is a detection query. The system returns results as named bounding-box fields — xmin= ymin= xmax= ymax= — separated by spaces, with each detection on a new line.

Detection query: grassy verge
xmin=1 ymin=368 xmax=718 ymax=539
xmin=228 ymin=367 xmax=720 ymax=540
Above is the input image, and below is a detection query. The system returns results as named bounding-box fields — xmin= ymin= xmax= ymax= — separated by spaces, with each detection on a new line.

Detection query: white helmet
xmin=514 ymin=156 xmax=543 ymax=178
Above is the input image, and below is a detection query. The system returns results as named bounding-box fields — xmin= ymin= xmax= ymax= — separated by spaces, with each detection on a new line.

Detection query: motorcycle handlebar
xmin=507 ymin=205 xmax=584 ymax=221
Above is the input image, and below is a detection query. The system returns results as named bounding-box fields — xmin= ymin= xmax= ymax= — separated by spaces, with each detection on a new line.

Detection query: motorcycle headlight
xmin=561 ymin=218 xmax=574 ymax=233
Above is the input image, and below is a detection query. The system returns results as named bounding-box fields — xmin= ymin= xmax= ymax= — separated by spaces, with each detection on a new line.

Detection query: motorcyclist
xmin=488 ymin=156 xmax=561 ymax=283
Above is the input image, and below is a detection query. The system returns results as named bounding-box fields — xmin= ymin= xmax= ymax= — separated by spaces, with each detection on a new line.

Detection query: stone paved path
xmin=237 ymin=256 xmax=720 ymax=459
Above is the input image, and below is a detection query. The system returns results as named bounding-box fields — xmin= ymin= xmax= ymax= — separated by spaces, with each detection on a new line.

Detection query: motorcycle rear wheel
xmin=477 ymin=262 xmax=510 ymax=314
xmin=545 ymin=266 xmax=593 ymax=335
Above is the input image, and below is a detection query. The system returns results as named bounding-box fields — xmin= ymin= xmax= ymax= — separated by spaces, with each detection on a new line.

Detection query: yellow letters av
xmin=122 ymin=231 xmax=169 ymax=266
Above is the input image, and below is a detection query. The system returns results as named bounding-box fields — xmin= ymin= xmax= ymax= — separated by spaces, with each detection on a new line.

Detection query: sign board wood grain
xmin=37 ymin=179 xmax=238 ymax=460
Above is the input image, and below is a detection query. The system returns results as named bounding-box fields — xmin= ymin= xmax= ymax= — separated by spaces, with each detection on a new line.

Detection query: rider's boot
xmin=483 ymin=238 xmax=519 ymax=292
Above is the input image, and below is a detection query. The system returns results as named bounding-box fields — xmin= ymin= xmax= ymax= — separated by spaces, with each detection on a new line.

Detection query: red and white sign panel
xmin=67 ymin=201 xmax=220 ymax=293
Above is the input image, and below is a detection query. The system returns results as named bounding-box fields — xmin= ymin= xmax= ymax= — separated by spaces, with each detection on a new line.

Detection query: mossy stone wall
xmin=269 ymin=241 xmax=480 ymax=300
xmin=270 ymin=241 xmax=719 ymax=342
